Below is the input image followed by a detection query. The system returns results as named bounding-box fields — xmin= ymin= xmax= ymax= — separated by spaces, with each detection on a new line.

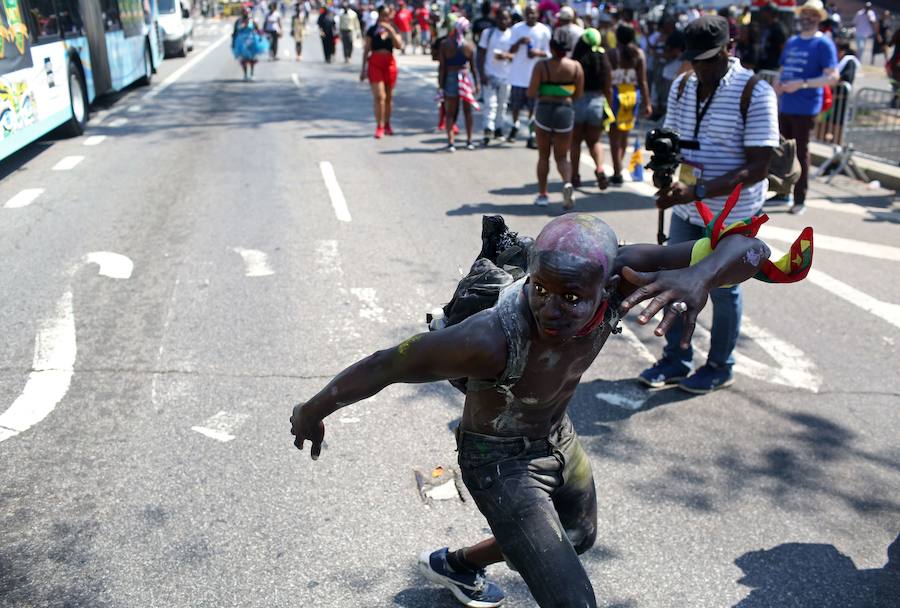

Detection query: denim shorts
xmin=573 ymin=93 xmax=608 ymax=127
xmin=456 ymin=416 xmax=599 ymax=607
xmin=534 ymin=101 xmax=575 ymax=133
xmin=444 ymin=72 xmax=459 ymax=96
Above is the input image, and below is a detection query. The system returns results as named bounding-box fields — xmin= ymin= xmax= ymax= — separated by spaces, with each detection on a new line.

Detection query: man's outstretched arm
xmin=617 ymin=235 xmax=771 ymax=348
xmin=290 ymin=314 xmax=507 ymax=459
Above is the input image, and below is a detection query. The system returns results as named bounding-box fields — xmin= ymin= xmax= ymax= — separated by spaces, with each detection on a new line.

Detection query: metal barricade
xmin=811 ymin=81 xmax=856 ymax=182
xmin=820 ymin=87 xmax=900 ymax=183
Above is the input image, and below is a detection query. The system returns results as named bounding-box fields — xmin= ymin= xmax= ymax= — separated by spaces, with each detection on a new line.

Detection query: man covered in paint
xmin=290 ymin=214 xmax=771 ymax=608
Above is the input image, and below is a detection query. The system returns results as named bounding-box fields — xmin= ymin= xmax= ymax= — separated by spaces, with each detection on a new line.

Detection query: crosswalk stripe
xmin=760 ymin=225 xmax=900 ymax=263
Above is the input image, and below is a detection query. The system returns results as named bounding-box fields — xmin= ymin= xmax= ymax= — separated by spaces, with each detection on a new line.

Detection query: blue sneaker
xmin=638 ymin=359 xmax=691 ymax=388
xmin=678 ymin=363 xmax=735 ymax=394
xmin=418 ymin=548 xmax=505 ymax=607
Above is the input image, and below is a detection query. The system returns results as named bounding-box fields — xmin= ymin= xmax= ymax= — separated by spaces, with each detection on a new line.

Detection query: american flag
xmin=457 ymin=71 xmax=480 ymax=111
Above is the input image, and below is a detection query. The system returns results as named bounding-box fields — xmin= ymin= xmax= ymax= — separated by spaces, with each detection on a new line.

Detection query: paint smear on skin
xmin=742 ymin=246 xmax=767 ymax=268
xmin=533 ymin=215 xmax=618 ymax=275
xmin=350 ymin=288 xmax=385 ymax=322
xmin=397 ymin=334 xmax=423 ymax=356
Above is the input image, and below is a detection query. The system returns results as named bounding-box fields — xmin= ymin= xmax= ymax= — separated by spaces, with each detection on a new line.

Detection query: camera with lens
xmin=644 ymin=128 xmax=699 ymax=190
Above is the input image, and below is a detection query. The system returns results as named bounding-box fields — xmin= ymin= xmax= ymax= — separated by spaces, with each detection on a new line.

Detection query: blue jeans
xmin=662 ymin=213 xmax=742 ymax=369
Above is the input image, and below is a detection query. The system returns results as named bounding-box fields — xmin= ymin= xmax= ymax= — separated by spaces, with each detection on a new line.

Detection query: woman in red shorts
xmin=361 ymin=5 xmax=403 ymax=138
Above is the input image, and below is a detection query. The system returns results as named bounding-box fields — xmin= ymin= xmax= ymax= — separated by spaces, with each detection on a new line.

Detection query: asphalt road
xmin=1 ymin=19 xmax=899 ymax=608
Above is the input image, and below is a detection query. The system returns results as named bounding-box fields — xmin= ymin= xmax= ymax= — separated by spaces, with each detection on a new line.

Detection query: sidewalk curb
xmin=810 ymin=142 xmax=900 ymax=192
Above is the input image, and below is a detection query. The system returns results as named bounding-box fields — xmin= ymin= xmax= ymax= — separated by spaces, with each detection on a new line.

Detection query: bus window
xmin=101 ymin=0 xmax=122 ymax=31
xmin=56 ymin=0 xmax=85 ymax=37
xmin=26 ymin=0 xmax=61 ymax=41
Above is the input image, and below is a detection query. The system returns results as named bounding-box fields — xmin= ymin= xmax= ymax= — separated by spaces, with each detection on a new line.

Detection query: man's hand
xmin=641 ymin=100 xmax=653 ymax=118
xmin=290 ymin=402 xmax=326 ymax=460
xmin=618 ymin=265 xmax=709 ymax=348
xmin=655 ymin=181 xmax=694 ymax=209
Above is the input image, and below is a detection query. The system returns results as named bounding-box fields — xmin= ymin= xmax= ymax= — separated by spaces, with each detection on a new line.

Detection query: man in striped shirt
xmin=639 ymin=15 xmax=779 ymax=394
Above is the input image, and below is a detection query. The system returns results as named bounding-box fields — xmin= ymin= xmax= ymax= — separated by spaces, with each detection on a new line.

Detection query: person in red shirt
xmin=414 ymin=2 xmax=431 ymax=53
xmin=394 ymin=1 xmax=413 ymax=54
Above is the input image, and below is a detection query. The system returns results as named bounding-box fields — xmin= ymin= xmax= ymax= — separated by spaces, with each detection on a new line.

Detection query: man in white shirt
xmin=853 ymin=2 xmax=877 ymax=61
xmin=478 ymin=9 xmax=515 ymax=145
xmin=639 ymin=16 xmax=779 ymax=394
xmin=506 ymin=3 xmax=551 ymax=148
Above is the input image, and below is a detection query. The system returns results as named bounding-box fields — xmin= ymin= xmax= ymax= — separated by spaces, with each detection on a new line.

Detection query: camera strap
xmin=693 ymin=79 xmax=720 ymax=140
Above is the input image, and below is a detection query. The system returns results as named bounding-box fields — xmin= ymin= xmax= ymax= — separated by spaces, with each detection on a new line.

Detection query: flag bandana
xmin=690 ymin=184 xmax=814 ymax=284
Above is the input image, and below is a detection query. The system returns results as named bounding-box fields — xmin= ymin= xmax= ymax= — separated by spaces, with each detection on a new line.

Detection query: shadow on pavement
xmin=734 ymin=535 xmax=900 ymax=607
xmin=446 ymin=190 xmax=653 ymax=217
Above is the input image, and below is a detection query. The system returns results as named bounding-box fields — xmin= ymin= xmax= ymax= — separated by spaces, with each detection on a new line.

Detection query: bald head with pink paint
xmin=530 ymin=214 xmax=619 ymax=285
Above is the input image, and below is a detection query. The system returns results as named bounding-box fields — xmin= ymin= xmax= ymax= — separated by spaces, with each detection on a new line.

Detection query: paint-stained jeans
xmin=457 ymin=416 xmax=598 ymax=608
xmin=482 ymin=76 xmax=511 ymax=133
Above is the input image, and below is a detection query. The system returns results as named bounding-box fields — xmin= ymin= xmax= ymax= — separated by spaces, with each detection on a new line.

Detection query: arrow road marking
xmin=0 ymin=252 xmax=133 ymax=443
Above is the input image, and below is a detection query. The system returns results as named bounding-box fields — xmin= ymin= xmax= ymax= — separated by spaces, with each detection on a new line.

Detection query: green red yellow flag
xmin=692 ymin=183 xmax=814 ymax=284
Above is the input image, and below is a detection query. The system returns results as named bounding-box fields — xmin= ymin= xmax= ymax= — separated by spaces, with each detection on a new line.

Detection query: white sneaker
xmin=562 ymin=183 xmax=574 ymax=209
xmin=534 ymin=194 xmax=549 ymax=207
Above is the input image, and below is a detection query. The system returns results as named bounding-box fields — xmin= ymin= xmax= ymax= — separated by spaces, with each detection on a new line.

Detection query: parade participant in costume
xmin=570 ymin=28 xmax=614 ymax=190
xmin=528 ymin=27 xmax=584 ymax=209
xmin=290 ymin=210 xmax=813 ymax=608
xmin=607 ymin=22 xmax=651 ymax=186
xmin=439 ymin=17 xmax=480 ymax=151
xmin=361 ymin=5 xmax=402 ymax=138
xmin=640 ymin=16 xmax=780 ymax=394
xmin=232 ymin=6 xmax=268 ymax=81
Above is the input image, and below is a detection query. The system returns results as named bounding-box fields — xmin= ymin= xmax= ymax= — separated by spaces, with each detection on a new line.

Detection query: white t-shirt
xmin=853 ymin=9 xmax=875 ymax=38
xmin=663 ymin=59 xmax=779 ymax=226
xmin=508 ymin=21 xmax=551 ymax=88
xmin=478 ymin=26 xmax=515 ymax=81
xmin=363 ymin=10 xmax=378 ymax=30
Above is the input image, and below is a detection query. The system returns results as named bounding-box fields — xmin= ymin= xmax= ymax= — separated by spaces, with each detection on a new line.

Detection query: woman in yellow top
xmin=527 ymin=28 xmax=584 ymax=210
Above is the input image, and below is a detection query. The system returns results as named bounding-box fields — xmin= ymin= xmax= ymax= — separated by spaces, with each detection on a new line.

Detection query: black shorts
xmin=509 ymin=85 xmax=534 ymax=113
xmin=534 ymin=101 xmax=575 ymax=133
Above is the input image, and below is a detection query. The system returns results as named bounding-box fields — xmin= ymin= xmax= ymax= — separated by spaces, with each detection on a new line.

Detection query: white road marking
xmin=232 ymin=247 xmax=275 ymax=277
xmin=83 ymin=135 xmax=107 ymax=146
xmin=291 ymin=73 xmax=301 ymax=87
xmin=319 ymin=161 xmax=352 ymax=222
xmin=0 ymin=252 xmax=132 ymax=443
xmin=52 ymin=155 xmax=85 ymax=171
xmin=107 ymin=117 xmax=129 ymax=127
xmin=282 ymin=48 xmax=291 ymax=58
xmin=760 ymin=225 xmax=900 ymax=263
xmin=768 ymin=244 xmax=900 ymax=330
xmin=194 ymin=40 xmax=210 ymax=47
xmin=191 ymin=411 xmax=250 ymax=442
xmin=350 ymin=288 xmax=385 ymax=321
xmin=690 ymin=316 xmax=822 ymax=392
xmin=144 ymin=32 xmax=231 ymax=99
xmin=0 ymin=291 xmax=75 ymax=442
xmin=84 ymin=251 xmax=134 ymax=279
xmin=619 ymin=324 xmax=656 ymax=363
xmin=4 ymin=188 xmax=44 ymax=209
xmin=595 ymin=390 xmax=646 ymax=410
xmin=127 ymin=104 xmax=142 ymax=113
xmin=315 ymin=239 xmax=344 ymax=277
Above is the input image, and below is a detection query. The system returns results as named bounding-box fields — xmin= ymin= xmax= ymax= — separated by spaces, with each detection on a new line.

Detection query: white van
xmin=159 ymin=0 xmax=195 ymax=57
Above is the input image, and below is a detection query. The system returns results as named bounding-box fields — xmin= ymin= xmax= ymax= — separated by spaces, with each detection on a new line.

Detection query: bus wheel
xmin=138 ymin=44 xmax=153 ymax=86
xmin=59 ymin=63 xmax=88 ymax=137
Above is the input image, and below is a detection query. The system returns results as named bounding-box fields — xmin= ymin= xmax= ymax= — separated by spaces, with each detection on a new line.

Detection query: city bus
xmin=0 ymin=0 xmax=164 ymax=160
